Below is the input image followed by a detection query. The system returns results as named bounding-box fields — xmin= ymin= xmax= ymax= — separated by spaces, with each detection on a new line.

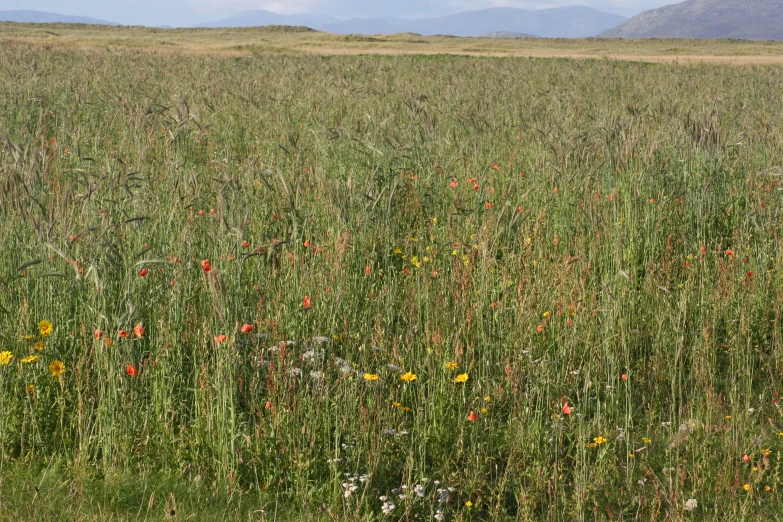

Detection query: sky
xmin=1 ymin=0 xmax=682 ymax=27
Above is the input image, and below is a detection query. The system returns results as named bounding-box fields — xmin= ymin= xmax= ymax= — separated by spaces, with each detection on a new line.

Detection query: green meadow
xmin=1 ymin=41 xmax=783 ymax=520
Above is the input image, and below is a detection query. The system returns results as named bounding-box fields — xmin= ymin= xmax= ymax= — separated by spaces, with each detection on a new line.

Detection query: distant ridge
xmin=0 ymin=10 xmax=116 ymax=25
xmin=201 ymin=6 xmax=626 ymax=38
xmin=485 ymin=31 xmax=537 ymax=38
xmin=600 ymin=0 xmax=783 ymax=40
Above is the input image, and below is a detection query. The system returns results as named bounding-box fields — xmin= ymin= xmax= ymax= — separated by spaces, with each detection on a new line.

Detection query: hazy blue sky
xmin=1 ymin=0 xmax=681 ymax=26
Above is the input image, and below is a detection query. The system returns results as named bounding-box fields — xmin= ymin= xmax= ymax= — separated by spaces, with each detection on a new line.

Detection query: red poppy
xmin=621 ymin=373 xmax=628 ymax=381
xmin=743 ymin=454 xmax=751 ymax=462
xmin=133 ymin=323 xmax=145 ymax=338
xmin=467 ymin=411 xmax=479 ymax=421
xmin=449 ymin=180 xmax=458 ymax=188
xmin=492 ymin=163 xmax=499 ymax=171
xmin=210 ymin=208 xmax=216 ymax=215
xmin=118 ymin=330 xmax=129 ymax=339
xmin=126 ymin=364 xmax=138 ymax=377
xmin=93 ymin=329 xmax=104 ymax=340
xmin=700 ymin=245 xmax=707 ymax=253
xmin=138 ymin=268 xmax=148 ymax=277
xmin=432 ymin=270 xmax=438 ymax=277
xmin=201 ymin=259 xmax=212 ymax=273
xmin=537 ymin=324 xmax=544 ymax=333
xmin=743 ymin=257 xmax=749 ymax=263
xmin=240 ymin=324 xmax=254 ymax=334
xmin=198 ymin=209 xmax=205 ymax=215
xmin=265 ymin=401 xmax=273 ymax=409
xmin=303 ymin=240 xmax=311 ymax=247
xmin=485 ymin=202 xmax=492 ymax=210
xmin=242 ymin=240 xmax=250 ymax=248
xmin=473 ymin=183 xmax=479 ymax=191
xmin=214 ymin=334 xmax=227 ymax=344
xmin=725 ymin=249 xmax=734 ymax=256
xmin=561 ymin=403 xmax=572 ymax=415
xmin=747 ymin=272 xmax=754 ymax=278
xmin=365 ymin=265 xmax=371 ymax=276
xmin=303 ymin=296 xmax=312 ymax=309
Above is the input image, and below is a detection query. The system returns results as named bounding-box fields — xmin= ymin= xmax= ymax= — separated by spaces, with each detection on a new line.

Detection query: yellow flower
xmin=27 ymin=384 xmax=35 ymax=394
xmin=764 ymin=485 xmax=772 ymax=492
xmin=454 ymin=373 xmax=469 ymax=383
xmin=423 ymin=256 xmax=430 ymax=263
xmin=642 ymin=437 xmax=652 ymax=444
xmin=484 ymin=396 xmax=491 ymax=402
xmin=628 ymin=453 xmax=635 ymax=457
xmin=743 ymin=484 xmax=751 ymax=491
xmin=587 ymin=442 xmax=598 ymax=448
xmin=593 ymin=436 xmax=608 ymax=445
xmin=363 ymin=373 xmax=379 ymax=381
xmin=394 ymin=248 xmax=402 ymax=254
xmin=0 ymin=351 xmax=13 ymax=365
xmin=392 ymin=401 xmax=412 ymax=412
xmin=761 ymin=448 xmax=771 ymax=456
xmin=20 ymin=355 xmax=38 ymax=363
xmin=400 ymin=371 xmax=417 ymax=382
xmin=480 ymin=408 xmax=487 ymax=413
xmin=34 ymin=341 xmax=44 ymax=351
xmin=39 ymin=320 xmax=54 ymax=337
xmin=464 ymin=501 xmax=473 ymax=507
xmin=445 ymin=361 xmax=458 ymax=370
xmin=411 ymin=256 xmax=421 ymax=268
xmin=542 ymin=311 xmax=550 ymax=318
xmin=49 ymin=359 xmax=65 ymax=378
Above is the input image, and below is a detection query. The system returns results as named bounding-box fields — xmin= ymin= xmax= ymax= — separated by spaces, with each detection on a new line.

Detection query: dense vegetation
xmin=1 ymin=45 xmax=783 ymax=520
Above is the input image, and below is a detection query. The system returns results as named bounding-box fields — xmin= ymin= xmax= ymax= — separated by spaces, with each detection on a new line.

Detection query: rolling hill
xmin=0 ymin=10 xmax=116 ymax=25
xmin=599 ymin=0 xmax=783 ymax=40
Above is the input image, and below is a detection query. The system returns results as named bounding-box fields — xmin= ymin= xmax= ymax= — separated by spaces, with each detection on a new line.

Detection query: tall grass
xmin=1 ymin=46 xmax=783 ymax=520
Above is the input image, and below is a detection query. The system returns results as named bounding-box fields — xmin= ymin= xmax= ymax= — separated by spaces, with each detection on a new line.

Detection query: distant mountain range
xmin=0 ymin=10 xmax=116 ymax=25
xmin=600 ymin=0 xmax=783 ymax=40
xmin=6 ymin=2 xmax=783 ymax=41
xmin=197 ymin=6 xmax=626 ymax=38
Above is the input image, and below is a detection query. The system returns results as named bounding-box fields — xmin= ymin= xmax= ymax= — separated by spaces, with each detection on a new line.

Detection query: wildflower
xmin=126 ymin=364 xmax=138 ymax=377
xmin=240 ymin=324 xmax=254 ymax=334
xmin=303 ymin=296 xmax=312 ymax=309
xmin=445 ymin=361 xmax=458 ymax=370
xmin=485 ymin=202 xmax=492 ymax=210
xmin=622 ymin=373 xmax=628 ymax=381
xmin=484 ymin=396 xmax=491 ymax=402
xmin=133 ymin=323 xmax=145 ymax=338
xmin=743 ymin=484 xmax=751 ymax=491
xmin=593 ymin=436 xmax=608 ymax=445
xmin=39 ymin=320 xmax=54 ymax=337
xmin=104 ymin=337 xmax=113 ymax=348
xmin=449 ymin=180 xmax=457 ymax=188
xmin=118 ymin=330 xmax=129 ymax=339
xmin=743 ymin=454 xmax=751 ymax=462
xmin=467 ymin=411 xmax=479 ymax=421
xmin=0 ymin=351 xmax=14 ymax=365
xmin=381 ymin=501 xmax=396 ymax=515
xmin=201 ymin=259 xmax=212 ymax=273
xmin=411 ymin=256 xmax=421 ymax=268
xmin=365 ymin=265 xmax=371 ymax=276
xmin=684 ymin=499 xmax=698 ymax=511
xmin=537 ymin=324 xmax=544 ymax=333
xmin=93 ymin=329 xmax=104 ymax=340
xmin=20 ymin=355 xmax=38 ymax=363
xmin=138 ymin=268 xmax=149 ymax=277
xmin=49 ymin=359 xmax=65 ymax=378
xmin=35 ymin=341 xmax=44 ymax=351
xmin=242 ymin=240 xmax=250 ymax=248
xmin=400 ymin=371 xmax=417 ymax=382
xmin=27 ymin=384 xmax=35 ymax=394
xmin=642 ymin=437 xmax=652 ymax=444
xmin=454 ymin=373 xmax=469 ymax=383
xmin=414 ymin=484 xmax=426 ymax=497
xmin=363 ymin=373 xmax=379 ymax=381
xmin=465 ymin=500 xmax=473 ymax=507
xmin=392 ymin=401 xmax=412 ymax=412
xmin=562 ymin=402 xmax=572 ymax=415
xmin=214 ymin=334 xmax=227 ymax=344
xmin=725 ymin=249 xmax=734 ymax=256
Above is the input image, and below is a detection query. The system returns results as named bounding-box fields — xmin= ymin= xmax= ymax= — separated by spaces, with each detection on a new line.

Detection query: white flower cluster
xmin=341 ymin=472 xmax=368 ymax=498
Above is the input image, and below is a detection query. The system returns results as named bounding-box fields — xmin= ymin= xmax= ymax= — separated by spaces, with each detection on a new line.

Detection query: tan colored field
xmin=2 ymin=21 xmax=783 ymax=63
